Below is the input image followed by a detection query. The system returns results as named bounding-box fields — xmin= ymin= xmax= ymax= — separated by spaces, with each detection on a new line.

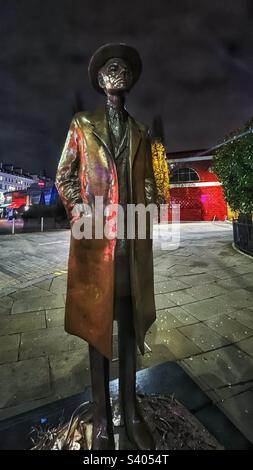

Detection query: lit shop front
xmin=168 ymin=150 xmax=228 ymax=221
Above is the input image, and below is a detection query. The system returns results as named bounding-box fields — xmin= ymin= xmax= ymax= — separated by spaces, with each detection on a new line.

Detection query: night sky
xmin=0 ymin=0 xmax=253 ymax=177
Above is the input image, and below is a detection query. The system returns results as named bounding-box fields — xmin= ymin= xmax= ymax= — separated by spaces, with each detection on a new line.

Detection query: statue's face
xmin=98 ymin=57 xmax=133 ymax=94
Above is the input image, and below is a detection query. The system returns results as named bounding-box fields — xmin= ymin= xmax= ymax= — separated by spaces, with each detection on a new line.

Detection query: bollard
xmin=12 ymin=217 xmax=15 ymax=234
xmin=41 ymin=217 xmax=44 ymax=232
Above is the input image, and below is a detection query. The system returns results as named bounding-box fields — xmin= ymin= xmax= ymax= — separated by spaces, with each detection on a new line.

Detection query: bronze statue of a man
xmin=56 ymin=43 xmax=156 ymax=450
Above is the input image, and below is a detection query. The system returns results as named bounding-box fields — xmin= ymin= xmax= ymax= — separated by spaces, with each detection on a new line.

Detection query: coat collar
xmin=85 ymin=107 xmax=141 ymax=166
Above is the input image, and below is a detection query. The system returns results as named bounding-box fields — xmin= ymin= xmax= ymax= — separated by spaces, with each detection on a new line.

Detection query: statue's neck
xmin=106 ymin=94 xmax=127 ymax=122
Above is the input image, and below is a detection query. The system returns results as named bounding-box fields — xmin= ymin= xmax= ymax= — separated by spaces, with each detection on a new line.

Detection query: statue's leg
xmin=118 ymin=297 xmax=155 ymax=450
xmin=89 ymin=345 xmax=115 ymax=450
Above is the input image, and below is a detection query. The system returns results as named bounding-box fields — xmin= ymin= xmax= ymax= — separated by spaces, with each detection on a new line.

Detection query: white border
xmin=170 ymin=182 xmax=222 ymax=188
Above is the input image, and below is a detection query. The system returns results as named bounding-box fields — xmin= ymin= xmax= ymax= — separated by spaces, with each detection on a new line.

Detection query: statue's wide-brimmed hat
xmin=88 ymin=43 xmax=142 ymax=94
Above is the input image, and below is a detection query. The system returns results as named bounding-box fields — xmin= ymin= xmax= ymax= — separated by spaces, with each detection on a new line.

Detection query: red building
xmin=168 ymin=150 xmax=228 ymax=221
xmin=1 ymin=179 xmax=56 ymax=219
xmin=1 ymin=191 xmax=28 ymax=218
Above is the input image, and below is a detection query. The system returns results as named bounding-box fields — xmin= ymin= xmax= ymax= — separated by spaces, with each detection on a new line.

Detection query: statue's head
xmin=97 ymin=57 xmax=133 ymax=95
xmin=88 ymin=43 xmax=142 ymax=95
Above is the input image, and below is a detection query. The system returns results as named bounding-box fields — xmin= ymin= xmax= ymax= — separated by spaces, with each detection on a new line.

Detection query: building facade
xmin=1 ymin=178 xmax=58 ymax=219
xmin=168 ymin=150 xmax=228 ymax=221
xmin=0 ymin=163 xmax=35 ymax=204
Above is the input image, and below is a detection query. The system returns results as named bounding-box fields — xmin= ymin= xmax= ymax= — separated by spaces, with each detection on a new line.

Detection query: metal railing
xmin=233 ymin=220 xmax=253 ymax=256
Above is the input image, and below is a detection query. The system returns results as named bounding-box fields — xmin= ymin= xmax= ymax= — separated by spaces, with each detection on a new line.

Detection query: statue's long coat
xmin=56 ymin=108 xmax=156 ymax=359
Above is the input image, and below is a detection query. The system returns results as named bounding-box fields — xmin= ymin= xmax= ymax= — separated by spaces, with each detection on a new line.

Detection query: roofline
xmin=167 ymin=148 xmax=208 ymax=156
xmin=168 ymin=155 xmax=213 ymax=163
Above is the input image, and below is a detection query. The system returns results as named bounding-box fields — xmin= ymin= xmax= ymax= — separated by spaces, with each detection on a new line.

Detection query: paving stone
xmin=0 ymin=395 xmax=61 ymax=421
xmin=182 ymin=345 xmax=253 ymax=398
xmin=33 ymin=278 xmax=53 ymax=291
xmin=154 ymin=254 xmax=175 ymax=265
xmin=219 ymin=391 xmax=253 ymax=443
xmin=49 ymin=348 xmax=89 ymax=397
xmin=155 ymin=294 xmax=176 ymax=310
xmin=0 ymin=296 xmax=14 ymax=315
xmin=184 ymin=284 xmax=227 ymax=301
xmin=137 ymin=343 xmax=176 ymax=370
xmin=237 ymin=336 xmax=253 ymax=358
xmin=168 ymin=248 xmax=192 ymax=258
xmin=220 ymin=289 xmax=253 ymax=309
xmin=154 ymin=279 xmax=188 ymax=294
xmin=165 ymin=290 xmax=196 ymax=306
xmin=46 ymin=308 xmax=64 ymax=328
xmin=176 ymin=273 xmax=217 ymax=287
xmin=153 ymin=274 xmax=169 ymax=283
xmin=0 ymin=357 xmax=51 ymax=408
xmin=0 ymin=334 xmax=20 ymax=364
xmin=59 ymin=272 xmax=67 ymax=280
xmin=163 ymin=306 xmax=198 ymax=325
xmin=206 ymin=315 xmax=253 ymax=343
xmin=179 ymin=323 xmax=230 ymax=352
xmin=11 ymin=293 xmax=65 ymax=314
xmin=146 ymin=317 xmax=178 ymax=345
xmin=154 ymin=268 xmax=171 ymax=277
xmin=19 ymin=326 xmax=85 ymax=360
xmin=166 ymin=265 xmax=194 ymax=277
xmin=210 ymin=381 xmax=252 ymax=401
xmin=49 ymin=276 xmax=67 ymax=294
xmin=0 ymin=311 xmax=46 ymax=336
xmin=216 ymin=277 xmax=252 ymax=291
xmin=210 ymin=269 xmax=238 ymax=280
xmin=182 ymin=297 xmax=236 ymax=321
xmin=151 ymin=328 xmax=201 ymax=359
xmin=0 ymin=287 xmax=16 ymax=298
xmin=211 ymin=259 xmax=239 ymax=269
xmin=241 ymin=273 xmax=253 ymax=284
xmin=9 ymin=286 xmax=54 ymax=301
xmin=234 ymin=255 xmax=253 ymax=264
xmin=231 ymin=264 xmax=253 ymax=276
xmin=189 ymin=267 xmax=212 ymax=275
xmin=156 ymin=309 xmax=184 ymax=329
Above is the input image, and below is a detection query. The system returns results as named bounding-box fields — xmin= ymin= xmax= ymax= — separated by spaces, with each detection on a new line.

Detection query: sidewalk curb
xmin=232 ymin=242 xmax=253 ymax=260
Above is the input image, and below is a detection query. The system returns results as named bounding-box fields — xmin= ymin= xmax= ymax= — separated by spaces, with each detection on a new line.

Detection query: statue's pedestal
xmin=116 ymin=395 xmax=223 ymax=450
xmin=29 ymin=394 xmax=223 ymax=450
xmin=0 ymin=362 xmax=252 ymax=450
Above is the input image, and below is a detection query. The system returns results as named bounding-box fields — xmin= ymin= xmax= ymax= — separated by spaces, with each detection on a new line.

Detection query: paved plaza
xmin=0 ymin=222 xmax=253 ymax=444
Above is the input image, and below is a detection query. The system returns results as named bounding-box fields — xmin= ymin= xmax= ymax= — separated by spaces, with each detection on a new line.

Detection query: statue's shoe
xmin=125 ymin=411 xmax=156 ymax=450
xmin=92 ymin=423 xmax=115 ymax=450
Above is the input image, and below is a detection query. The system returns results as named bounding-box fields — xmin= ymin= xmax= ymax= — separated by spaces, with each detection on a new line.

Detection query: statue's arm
xmin=55 ymin=117 xmax=83 ymax=220
xmin=145 ymin=131 xmax=157 ymax=205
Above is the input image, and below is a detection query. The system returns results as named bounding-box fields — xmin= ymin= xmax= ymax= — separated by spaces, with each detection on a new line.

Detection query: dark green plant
xmin=213 ymin=118 xmax=253 ymax=215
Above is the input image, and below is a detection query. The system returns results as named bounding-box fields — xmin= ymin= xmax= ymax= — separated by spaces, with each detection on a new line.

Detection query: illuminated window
xmin=170 ymin=167 xmax=199 ymax=183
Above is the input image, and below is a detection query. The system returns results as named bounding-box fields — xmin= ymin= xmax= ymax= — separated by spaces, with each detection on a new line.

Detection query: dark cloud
xmin=0 ymin=0 xmax=253 ymax=176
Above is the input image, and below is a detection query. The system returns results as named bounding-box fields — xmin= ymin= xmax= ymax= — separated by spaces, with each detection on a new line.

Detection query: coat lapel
xmin=87 ymin=108 xmax=141 ymax=166
xmin=90 ymin=108 xmax=113 ymax=157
